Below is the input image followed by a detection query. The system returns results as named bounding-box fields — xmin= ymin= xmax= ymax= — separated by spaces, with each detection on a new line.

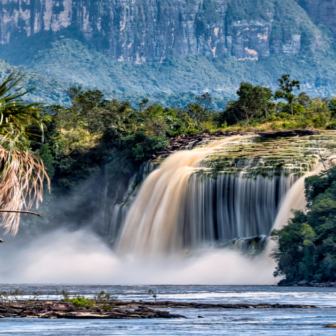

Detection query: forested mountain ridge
xmin=1 ymin=0 xmax=336 ymax=104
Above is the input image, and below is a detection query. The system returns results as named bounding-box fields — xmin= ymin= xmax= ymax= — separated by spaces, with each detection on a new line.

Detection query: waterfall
xmin=179 ymin=172 xmax=294 ymax=250
xmin=115 ymin=136 xmax=302 ymax=256
xmin=110 ymin=134 xmax=336 ymax=257
xmin=107 ymin=161 xmax=158 ymax=243
xmin=116 ymin=137 xmax=243 ymax=255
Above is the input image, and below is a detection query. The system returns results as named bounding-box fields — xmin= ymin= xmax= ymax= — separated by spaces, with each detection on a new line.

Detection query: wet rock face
xmin=0 ymin=0 xmax=302 ymax=62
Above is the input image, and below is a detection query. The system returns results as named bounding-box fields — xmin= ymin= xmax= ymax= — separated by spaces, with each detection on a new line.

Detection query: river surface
xmin=0 ymin=285 xmax=335 ymax=335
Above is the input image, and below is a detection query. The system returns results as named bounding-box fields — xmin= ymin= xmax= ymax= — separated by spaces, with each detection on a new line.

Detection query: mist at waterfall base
xmin=0 ymin=228 xmax=276 ymax=284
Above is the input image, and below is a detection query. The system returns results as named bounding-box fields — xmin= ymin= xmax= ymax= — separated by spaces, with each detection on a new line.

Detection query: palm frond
xmin=0 ymin=147 xmax=50 ymax=235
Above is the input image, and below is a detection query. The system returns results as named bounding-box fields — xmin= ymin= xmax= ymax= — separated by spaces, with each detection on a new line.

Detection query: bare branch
xmin=0 ymin=210 xmax=41 ymax=217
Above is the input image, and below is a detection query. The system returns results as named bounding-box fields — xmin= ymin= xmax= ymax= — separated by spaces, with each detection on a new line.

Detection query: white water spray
xmin=0 ymin=229 xmax=276 ymax=284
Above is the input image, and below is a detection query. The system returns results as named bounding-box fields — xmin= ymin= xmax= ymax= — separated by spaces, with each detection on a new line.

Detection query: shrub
xmin=66 ymin=296 xmax=96 ymax=308
xmin=313 ymin=115 xmax=328 ymax=128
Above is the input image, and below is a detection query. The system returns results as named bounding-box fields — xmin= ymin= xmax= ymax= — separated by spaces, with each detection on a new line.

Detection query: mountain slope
xmin=0 ymin=59 xmax=71 ymax=104
xmin=0 ymin=0 xmax=336 ymax=104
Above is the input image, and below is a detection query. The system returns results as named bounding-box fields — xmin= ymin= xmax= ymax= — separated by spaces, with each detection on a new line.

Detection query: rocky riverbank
xmin=0 ymin=300 xmax=317 ymax=319
xmin=0 ymin=301 xmax=185 ymax=319
xmin=153 ymin=129 xmax=321 ymax=158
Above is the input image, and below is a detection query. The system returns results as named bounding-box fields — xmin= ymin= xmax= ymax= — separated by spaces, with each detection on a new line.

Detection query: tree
xmin=296 ymin=92 xmax=311 ymax=108
xmin=184 ymin=93 xmax=214 ymax=125
xmin=68 ymin=87 xmax=107 ymax=133
xmin=274 ymin=74 xmax=300 ymax=115
xmin=0 ymin=72 xmax=50 ymax=234
xmin=235 ymin=83 xmax=274 ymax=121
xmin=196 ymin=93 xmax=212 ymax=112
xmin=138 ymin=98 xmax=149 ymax=113
xmin=219 ymin=83 xmax=273 ymax=125
xmin=184 ymin=103 xmax=207 ymax=124
xmin=328 ymin=97 xmax=336 ymax=119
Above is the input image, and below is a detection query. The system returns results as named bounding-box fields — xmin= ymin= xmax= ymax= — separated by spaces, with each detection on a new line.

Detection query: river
xmin=0 ymin=285 xmax=335 ymax=335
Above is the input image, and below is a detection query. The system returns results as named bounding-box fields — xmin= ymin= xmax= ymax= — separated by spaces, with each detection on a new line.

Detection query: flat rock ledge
xmin=154 ymin=129 xmax=321 ymax=157
xmin=0 ymin=300 xmax=316 ymax=319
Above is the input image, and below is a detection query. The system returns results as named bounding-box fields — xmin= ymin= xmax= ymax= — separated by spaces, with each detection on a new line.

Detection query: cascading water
xmin=109 ymin=133 xmax=336 ymax=257
xmin=117 ymin=137 xmax=243 ymax=255
xmin=179 ymin=172 xmax=294 ymax=251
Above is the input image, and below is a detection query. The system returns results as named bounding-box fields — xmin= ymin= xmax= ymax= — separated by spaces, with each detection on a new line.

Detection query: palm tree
xmin=0 ymin=72 xmax=50 ymax=235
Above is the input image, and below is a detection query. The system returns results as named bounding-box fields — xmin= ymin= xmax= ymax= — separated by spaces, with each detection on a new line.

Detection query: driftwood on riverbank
xmin=0 ymin=300 xmax=316 ymax=319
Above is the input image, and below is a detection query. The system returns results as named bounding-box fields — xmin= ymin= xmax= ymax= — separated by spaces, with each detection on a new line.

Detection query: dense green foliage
xmin=271 ymin=167 xmax=336 ymax=282
xmin=217 ymin=75 xmax=336 ymax=130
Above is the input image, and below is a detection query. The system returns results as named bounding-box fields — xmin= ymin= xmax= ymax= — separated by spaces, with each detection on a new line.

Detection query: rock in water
xmin=324 ymin=324 xmax=336 ymax=328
